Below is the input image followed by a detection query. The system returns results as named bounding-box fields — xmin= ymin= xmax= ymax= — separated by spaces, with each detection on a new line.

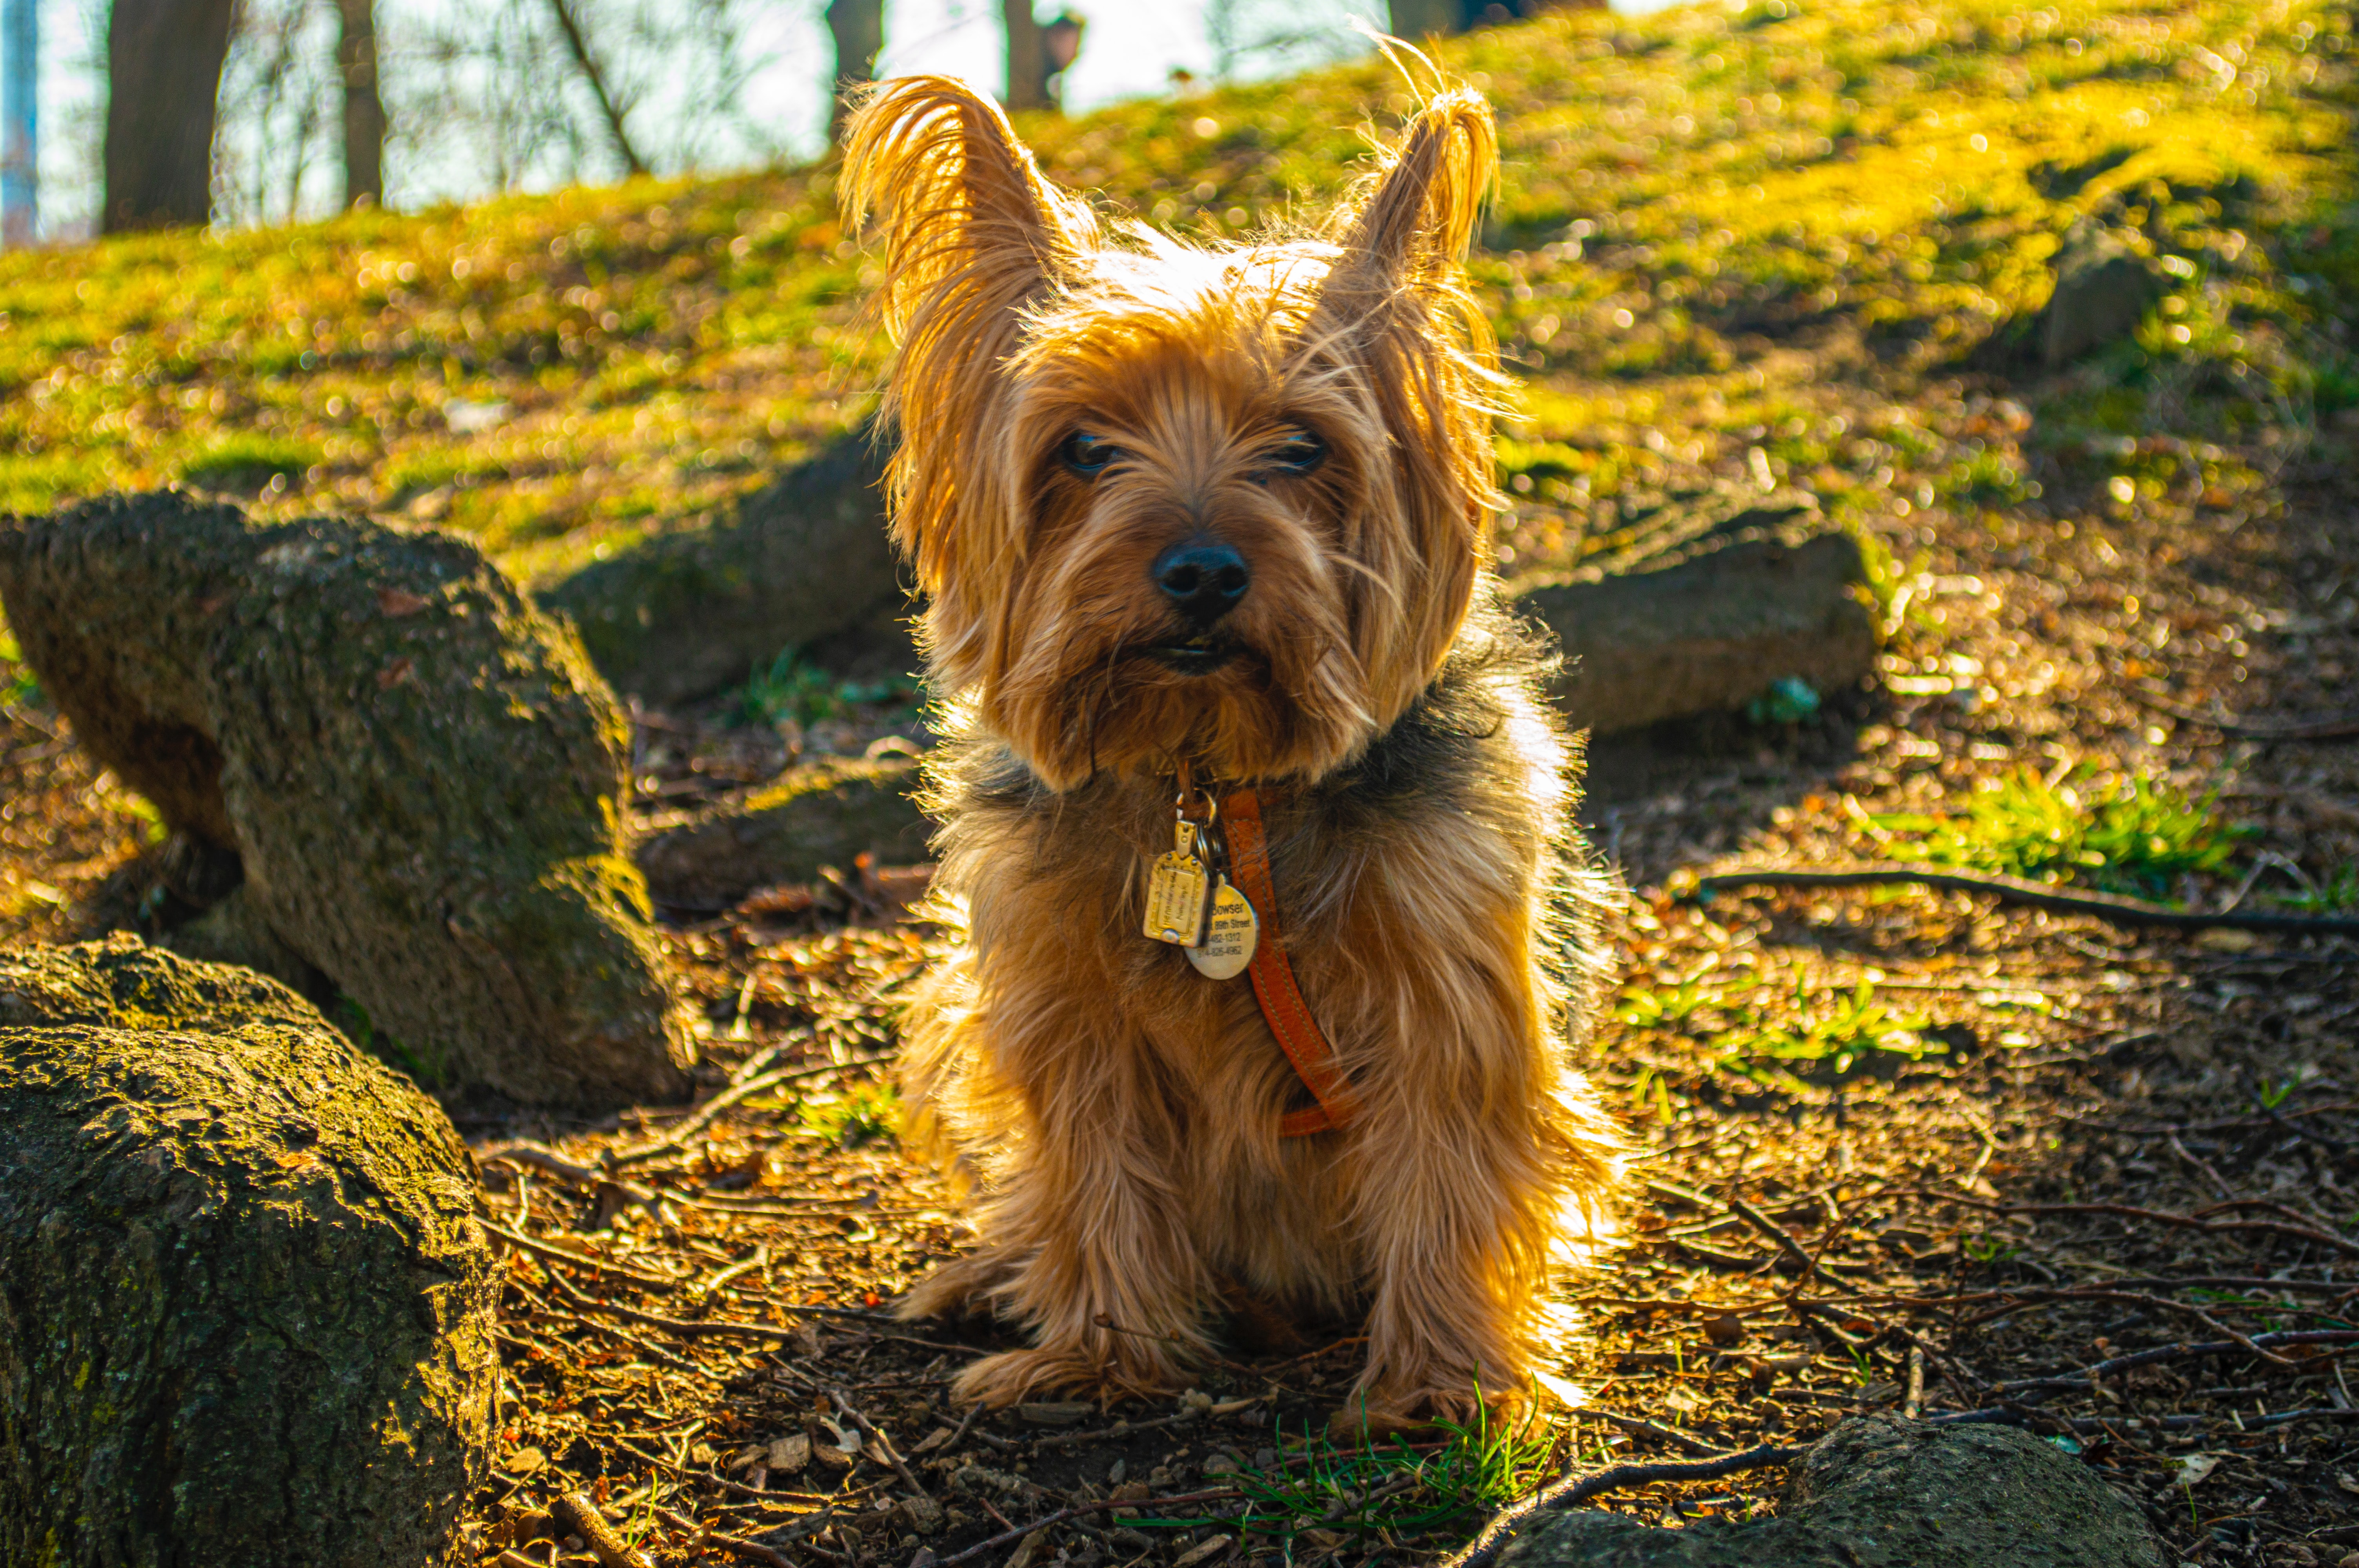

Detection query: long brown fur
xmin=841 ymin=74 xmax=1622 ymax=1420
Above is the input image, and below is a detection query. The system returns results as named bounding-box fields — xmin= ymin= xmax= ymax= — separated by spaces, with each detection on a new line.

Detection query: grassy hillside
xmin=2 ymin=0 xmax=2350 ymax=590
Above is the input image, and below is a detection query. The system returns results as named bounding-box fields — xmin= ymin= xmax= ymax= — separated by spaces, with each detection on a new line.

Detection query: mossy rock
xmin=0 ymin=935 xmax=497 ymax=1567
xmin=541 ymin=431 xmax=912 ymax=706
xmin=1494 ymin=1416 xmax=2165 ymax=1567
xmin=634 ymin=754 xmax=931 ymax=911
xmin=0 ymin=490 xmax=691 ymax=1105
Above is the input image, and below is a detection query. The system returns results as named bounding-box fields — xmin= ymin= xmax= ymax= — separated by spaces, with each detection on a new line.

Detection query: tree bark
xmin=1001 ymin=0 xmax=1047 ymax=111
xmin=543 ymin=0 xmax=648 ymax=177
xmin=102 ymin=0 xmax=236 ymax=232
xmin=334 ymin=0 xmax=385 ymax=208
xmin=824 ymin=0 xmax=883 ymax=143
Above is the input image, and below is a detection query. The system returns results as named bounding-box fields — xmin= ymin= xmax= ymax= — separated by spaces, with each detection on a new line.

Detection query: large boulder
xmin=541 ymin=431 xmax=912 ymax=706
xmin=0 ymin=491 xmax=691 ymax=1105
xmin=1492 ymin=1417 xmax=2164 ymax=1568
xmin=1514 ymin=505 xmax=1876 ymax=736
xmin=0 ymin=935 xmax=498 ymax=1568
xmin=2039 ymin=222 xmax=2168 ymax=367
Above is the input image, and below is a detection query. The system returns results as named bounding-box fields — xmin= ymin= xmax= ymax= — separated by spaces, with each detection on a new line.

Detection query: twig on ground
xmin=609 ymin=1051 xmax=898 ymax=1169
xmin=1445 ymin=1445 xmax=1805 ymax=1568
xmin=1904 ymin=1345 xmax=1925 ymax=1420
xmin=481 ymin=1140 xmax=610 ymax=1187
xmin=1692 ymin=864 xmax=2359 ymax=936
xmin=552 ymin=1491 xmax=659 ymax=1568
xmin=659 ymin=1501 xmax=796 ymax=1567
xmin=1925 ymin=1194 xmax=2359 ymax=1260
xmin=2167 ymin=1131 xmax=2235 ymax=1202
xmin=2131 ymin=688 xmax=2359 ymax=741
xmin=931 ymin=1490 xmax=1246 ymax=1568
xmin=832 ymin=1388 xmax=931 ymax=1497
xmin=484 ymin=1218 xmax=683 ymax=1289
xmin=1589 ymin=1411 xmax=1737 ymax=1456
xmin=1993 ymin=1330 xmax=2359 ymax=1397
xmin=1725 ymin=1192 xmax=1859 ymax=1283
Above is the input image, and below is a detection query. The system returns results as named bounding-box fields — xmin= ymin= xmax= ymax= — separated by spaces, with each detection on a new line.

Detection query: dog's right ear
xmin=840 ymin=76 xmax=1098 ymax=603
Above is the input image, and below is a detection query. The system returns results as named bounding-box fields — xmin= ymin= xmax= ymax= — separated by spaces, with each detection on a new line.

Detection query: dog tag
xmin=1184 ymin=877 xmax=1259 ymax=980
xmin=1143 ymin=820 xmax=1211 ymax=946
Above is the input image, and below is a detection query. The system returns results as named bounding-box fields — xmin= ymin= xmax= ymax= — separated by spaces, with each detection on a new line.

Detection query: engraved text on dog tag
xmin=1184 ymin=877 xmax=1259 ymax=980
xmin=1143 ymin=821 xmax=1212 ymax=946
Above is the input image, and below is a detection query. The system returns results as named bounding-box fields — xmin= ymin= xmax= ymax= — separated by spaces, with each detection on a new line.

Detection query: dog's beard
xmin=984 ymin=571 xmax=1376 ymax=791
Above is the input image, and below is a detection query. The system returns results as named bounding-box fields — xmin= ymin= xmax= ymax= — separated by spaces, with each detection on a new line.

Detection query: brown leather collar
xmin=1219 ymin=787 xmax=1358 ymax=1137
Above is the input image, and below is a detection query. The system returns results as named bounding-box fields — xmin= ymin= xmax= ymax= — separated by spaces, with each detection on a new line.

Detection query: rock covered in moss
xmin=1493 ymin=1416 xmax=2164 ymax=1568
xmin=0 ymin=490 xmax=690 ymax=1104
xmin=0 ymin=935 xmax=498 ymax=1568
xmin=542 ymin=431 xmax=911 ymax=705
xmin=634 ymin=754 xmax=931 ymax=911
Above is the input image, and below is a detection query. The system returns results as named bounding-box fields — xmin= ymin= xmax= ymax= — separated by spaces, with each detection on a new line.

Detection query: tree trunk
xmin=824 ymin=0 xmax=883 ymax=142
xmin=334 ymin=0 xmax=385 ymax=208
xmin=102 ymin=0 xmax=236 ymax=232
xmin=542 ymin=0 xmax=647 ymax=177
xmin=1001 ymin=0 xmax=1047 ymax=111
xmin=1386 ymin=0 xmax=1462 ymax=37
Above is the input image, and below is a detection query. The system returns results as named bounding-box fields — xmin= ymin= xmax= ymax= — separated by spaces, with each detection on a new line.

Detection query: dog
xmin=840 ymin=73 xmax=1621 ymax=1424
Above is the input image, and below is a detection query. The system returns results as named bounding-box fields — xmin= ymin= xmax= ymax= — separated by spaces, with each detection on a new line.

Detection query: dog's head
xmin=843 ymin=77 xmax=1504 ymax=790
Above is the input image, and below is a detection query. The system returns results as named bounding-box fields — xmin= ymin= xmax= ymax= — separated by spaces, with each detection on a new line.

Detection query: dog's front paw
xmin=948 ymin=1346 xmax=1146 ymax=1408
xmin=896 ymin=1250 xmax=1017 ymax=1323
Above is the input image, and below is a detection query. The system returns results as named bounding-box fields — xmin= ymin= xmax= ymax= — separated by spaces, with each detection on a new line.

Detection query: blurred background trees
xmin=12 ymin=0 xmax=1465 ymax=243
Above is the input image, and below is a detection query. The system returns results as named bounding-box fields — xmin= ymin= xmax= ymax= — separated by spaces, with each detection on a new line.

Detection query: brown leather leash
xmin=1219 ymin=787 xmax=1359 ymax=1137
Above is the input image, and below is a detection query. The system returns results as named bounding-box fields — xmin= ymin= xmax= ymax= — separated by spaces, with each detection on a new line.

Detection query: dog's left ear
xmin=840 ymin=76 xmax=1100 ymax=615
xmin=1314 ymin=88 xmax=1505 ymax=713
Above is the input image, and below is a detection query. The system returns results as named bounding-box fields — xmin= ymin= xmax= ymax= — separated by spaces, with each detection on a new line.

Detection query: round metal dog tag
xmin=1185 ymin=878 xmax=1259 ymax=980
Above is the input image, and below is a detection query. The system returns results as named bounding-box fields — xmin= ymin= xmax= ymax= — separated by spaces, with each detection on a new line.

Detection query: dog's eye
xmin=1262 ymin=428 xmax=1327 ymax=476
xmin=1061 ymin=432 xmax=1123 ymax=478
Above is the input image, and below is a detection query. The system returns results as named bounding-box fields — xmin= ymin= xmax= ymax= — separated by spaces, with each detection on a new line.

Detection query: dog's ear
xmin=840 ymin=76 xmax=1099 ymax=602
xmin=1314 ymin=89 xmax=1505 ymax=716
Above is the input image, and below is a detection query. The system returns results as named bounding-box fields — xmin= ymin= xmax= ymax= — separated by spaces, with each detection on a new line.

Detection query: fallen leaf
xmin=767 ymin=1433 xmax=811 ymax=1474
xmin=2175 ymin=1454 xmax=2221 ymax=1488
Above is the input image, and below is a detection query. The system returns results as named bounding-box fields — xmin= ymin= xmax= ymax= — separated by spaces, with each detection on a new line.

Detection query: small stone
xmin=1203 ymin=1454 xmax=1240 ymax=1477
xmin=1172 ymin=1535 xmax=1236 ymax=1568
xmin=1703 ymin=1313 xmax=1747 ymax=1347
xmin=768 ymin=1434 xmax=812 ymax=1474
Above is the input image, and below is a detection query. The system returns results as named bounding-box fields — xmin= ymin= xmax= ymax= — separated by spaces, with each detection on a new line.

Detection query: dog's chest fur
xmin=923 ymin=610 xmax=1600 ymax=1125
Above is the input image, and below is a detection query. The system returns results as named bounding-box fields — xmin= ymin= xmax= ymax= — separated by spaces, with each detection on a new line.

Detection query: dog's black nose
xmin=1151 ymin=535 xmax=1250 ymax=627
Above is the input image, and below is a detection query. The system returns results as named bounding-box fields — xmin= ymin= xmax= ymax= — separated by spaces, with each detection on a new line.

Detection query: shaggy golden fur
xmin=840 ymin=73 xmax=1622 ymax=1421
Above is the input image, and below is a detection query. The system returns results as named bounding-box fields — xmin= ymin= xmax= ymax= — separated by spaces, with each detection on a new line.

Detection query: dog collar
xmin=1217 ymin=786 xmax=1360 ymax=1138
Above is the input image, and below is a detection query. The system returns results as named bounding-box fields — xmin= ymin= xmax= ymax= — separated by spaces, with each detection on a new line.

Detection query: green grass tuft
xmin=1868 ymin=763 xmax=2253 ymax=897
xmin=799 ymin=1082 xmax=900 ymax=1147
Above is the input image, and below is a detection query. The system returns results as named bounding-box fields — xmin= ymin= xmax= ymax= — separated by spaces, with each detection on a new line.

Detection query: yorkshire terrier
xmin=841 ymin=73 xmax=1621 ymax=1424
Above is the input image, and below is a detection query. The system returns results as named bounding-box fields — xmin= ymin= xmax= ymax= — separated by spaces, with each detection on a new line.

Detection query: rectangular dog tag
xmin=1143 ymin=821 xmax=1211 ymax=947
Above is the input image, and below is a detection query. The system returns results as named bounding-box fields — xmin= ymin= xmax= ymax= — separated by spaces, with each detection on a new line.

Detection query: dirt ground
xmin=6 ymin=369 xmax=2359 ymax=1568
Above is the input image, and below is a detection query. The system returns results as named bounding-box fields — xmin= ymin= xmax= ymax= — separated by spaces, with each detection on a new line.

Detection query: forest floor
xmin=6 ymin=0 xmax=2359 ymax=1564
